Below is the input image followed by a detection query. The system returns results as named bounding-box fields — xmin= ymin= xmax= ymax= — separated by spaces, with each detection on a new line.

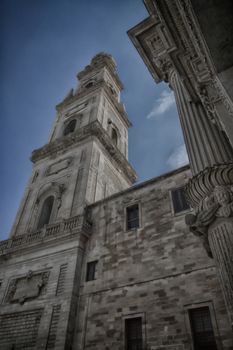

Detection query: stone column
xmin=170 ymin=71 xmax=233 ymax=174
xmin=170 ymin=71 xmax=233 ymax=328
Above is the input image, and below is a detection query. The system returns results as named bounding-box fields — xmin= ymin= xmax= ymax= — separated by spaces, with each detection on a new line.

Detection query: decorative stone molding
xmin=197 ymin=83 xmax=221 ymax=128
xmin=185 ymin=166 xmax=233 ymax=257
xmin=129 ymin=0 xmax=233 ymax=114
xmin=46 ymin=157 xmax=73 ymax=176
xmin=31 ymin=121 xmax=137 ymax=184
xmin=0 ymin=214 xmax=92 ymax=257
xmin=5 ymin=270 xmax=49 ymax=304
xmin=185 ymin=163 xmax=233 ymax=208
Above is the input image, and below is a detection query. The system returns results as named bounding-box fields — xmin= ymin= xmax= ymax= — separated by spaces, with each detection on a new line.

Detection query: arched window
xmin=85 ymin=82 xmax=94 ymax=88
xmin=37 ymin=196 xmax=54 ymax=229
xmin=111 ymin=128 xmax=118 ymax=146
xmin=64 ymin=119 xmax=76 ymax=136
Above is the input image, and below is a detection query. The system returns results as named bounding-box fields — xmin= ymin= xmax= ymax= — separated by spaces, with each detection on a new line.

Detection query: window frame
xmin=125 ymin=202 xmax=141 ymax=232
xmin=170 ymin=185 xmax=190 ymax=216
xmin=183 ymin=301 xmax=221 ymax=350
xmin=123 ymin=313 xmax=146 ymax=350
xmin=85 ymin=260 xmax=98 ymax=282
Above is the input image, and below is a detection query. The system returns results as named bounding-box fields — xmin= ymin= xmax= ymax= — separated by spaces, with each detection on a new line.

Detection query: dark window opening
xmin=125 ymin=317 xmax=143 ymax=350
xmin=171 ymin=186 xmax=190 ymax=213
xmin=189 ymin=307 xmax=217 ymax=350
xmin=37 ymin=196 xmax=54 ymax=229
xmin=111 ymin=128 xmax=118 ymax=146
xmin=126 ymin=204 xmax=139 ymax=230
xmin=86 ymin=261 xmax=98 ymax=282
xmin=85 ymin=82 xmax=94 ymax=88
xmin=64 ymin=119 xmax=76 ymax=136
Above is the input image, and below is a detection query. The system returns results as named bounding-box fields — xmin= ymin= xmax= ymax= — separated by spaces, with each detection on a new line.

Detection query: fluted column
xmin=170 ymin=71 xmax=233 ymax=328
xmin=209 ymin=218 xmax=233 ymax=323
xmin=170 ymin=71 xmax=233 ymax=175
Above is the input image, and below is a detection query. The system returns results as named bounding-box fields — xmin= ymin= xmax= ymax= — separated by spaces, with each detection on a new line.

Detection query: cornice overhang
xmin=31 ymin=120 xmax=137 ymax=184
xmin=128 ymin=16 xmax=164 ymax=84
xmin=56 ymin=80 xmax=132 ymax=128
xmin=128 ymin=0 xmax=217 ymax=99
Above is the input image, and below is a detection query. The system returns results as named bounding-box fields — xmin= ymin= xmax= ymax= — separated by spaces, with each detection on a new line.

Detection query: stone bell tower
xmin=0 ymin=53 xmax=136 ymax=350
xmin=10 ymin=52 xmax=137 ymax=237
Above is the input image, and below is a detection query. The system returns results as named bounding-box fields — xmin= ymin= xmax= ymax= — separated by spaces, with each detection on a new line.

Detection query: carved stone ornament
xmin=186 ymin=163 xmax=233 ymax=208
xmin=5 ymin=270 xmax=50 ymax=304
xmin=197 ymin=83 xmax=221 ymax=127
xmin=153 ymin=55 xmax=173 ymax=82
xmin=186 ymin=185 xmax=233 ymax=257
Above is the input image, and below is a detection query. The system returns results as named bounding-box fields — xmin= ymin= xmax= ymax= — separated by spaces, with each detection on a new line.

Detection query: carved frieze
xmin=5 ymin=270 xmax=49 ymax=304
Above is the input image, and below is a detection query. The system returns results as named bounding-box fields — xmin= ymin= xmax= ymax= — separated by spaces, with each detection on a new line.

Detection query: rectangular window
xmin=171 ymin=186 xmax=190 ymax=214
xmin=125 ymin=317 xmax=142 ymax=350
xmin=86 ymin=261 xmax=97 ymax=282
xmin=189 ymin=307 xmax=217 ymax=350
xmin=126 ymin=204 xmax=139 ymax=230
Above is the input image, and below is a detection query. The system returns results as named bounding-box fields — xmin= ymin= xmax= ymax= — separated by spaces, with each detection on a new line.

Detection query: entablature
xmin=128 ymin=0 xmax=216 ymax=100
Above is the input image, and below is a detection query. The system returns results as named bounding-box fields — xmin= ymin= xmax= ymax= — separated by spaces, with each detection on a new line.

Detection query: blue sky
xmin=0 ymin=0 xmax=188 ymax=240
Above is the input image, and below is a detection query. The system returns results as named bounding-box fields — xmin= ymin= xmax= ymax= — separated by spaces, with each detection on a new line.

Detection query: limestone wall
xmin=73 ymin=166 xmax=233 ymax=350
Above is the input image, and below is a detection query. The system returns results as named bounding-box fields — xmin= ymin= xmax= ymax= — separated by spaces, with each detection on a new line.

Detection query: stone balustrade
xmin=0 ymin=215 xmax=92 ymax=256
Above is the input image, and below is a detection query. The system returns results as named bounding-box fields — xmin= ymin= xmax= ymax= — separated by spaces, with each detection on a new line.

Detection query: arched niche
xmin=32 ymin=182 xmax=65 ymax=231
xmin=37 ymin=195 xmax=54 ymax=229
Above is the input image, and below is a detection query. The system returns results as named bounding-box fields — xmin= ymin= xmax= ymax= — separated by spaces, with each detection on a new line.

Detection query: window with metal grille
xmin=171 ymin=186 xmax=190 ymax=213
xmin=86 ymin=261 xmax=98 ymax=282
xmin=189 ymin=307 xmax=218 ymax=350
xmin=126 ymin=204 xmax=139 ymax=230
xmin=125 ymin=317 xmax=143 ymax=350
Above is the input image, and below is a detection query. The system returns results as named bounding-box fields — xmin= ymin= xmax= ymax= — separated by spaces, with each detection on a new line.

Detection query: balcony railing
xmin=0 ymin=215 xmax=92 ymax=256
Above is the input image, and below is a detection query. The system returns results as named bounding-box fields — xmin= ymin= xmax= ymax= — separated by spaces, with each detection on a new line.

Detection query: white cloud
xmin=146 ymin=90 xmax=175 ymax=119
xmin=167 ymin=144 xmax=189 ymax=169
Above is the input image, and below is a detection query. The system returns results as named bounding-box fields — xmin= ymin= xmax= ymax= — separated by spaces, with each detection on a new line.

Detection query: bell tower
xmin=11 ymin=53 xmax=137 ymax=237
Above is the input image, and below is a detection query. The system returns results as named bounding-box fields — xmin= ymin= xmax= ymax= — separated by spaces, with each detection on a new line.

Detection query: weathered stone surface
xmin=0 ymin=52 xmax=232 ymax=350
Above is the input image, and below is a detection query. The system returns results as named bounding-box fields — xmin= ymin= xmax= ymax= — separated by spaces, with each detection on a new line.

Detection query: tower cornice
xmin=31 ymin=120 xmax=137 ymax=184
xmin=56 ymin=80 xmax=132 ymax=128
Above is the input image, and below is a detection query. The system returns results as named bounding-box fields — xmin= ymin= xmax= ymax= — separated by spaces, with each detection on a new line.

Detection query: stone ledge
xmin=31 ymin=120 xmax=137 ymax=184
xmin=0 ymin=215 xmax=92 ymax=257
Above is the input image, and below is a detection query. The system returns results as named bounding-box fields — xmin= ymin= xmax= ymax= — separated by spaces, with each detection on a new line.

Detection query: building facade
xmin=0 ymin=52 xmax=232 ymax=350
xmin=128 ymin=0 xmax=233 ymax=332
